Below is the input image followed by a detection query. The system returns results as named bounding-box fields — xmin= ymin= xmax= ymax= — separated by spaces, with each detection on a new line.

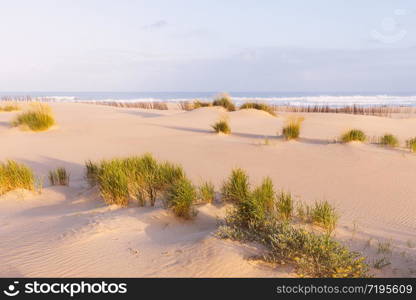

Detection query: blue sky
xmin=0 ymin=0 xmax=415 ymax=92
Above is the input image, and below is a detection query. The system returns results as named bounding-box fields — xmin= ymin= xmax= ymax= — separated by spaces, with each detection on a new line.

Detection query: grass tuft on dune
xmin=239 ymin=102 xmax=276 ymax=116
xmin=341 ymin=129 xmax=366 ymax=143
xmin=12 ymin=103 xmax=55 ymax=131
xmin=0 ymin=160 xmax=35 ymax=195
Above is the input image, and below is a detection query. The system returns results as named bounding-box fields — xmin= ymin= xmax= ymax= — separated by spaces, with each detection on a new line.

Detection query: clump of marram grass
xmin=12 ymin=103 xmax=55 ymax=131
xmin=239 ymin=102 xmax=276 ymax=116
xmin=276 ymin=191 xmax=293 ymax=221
xmin=85 ymin=160 xmax=99 ymax=187
xmin=212 ymin=93 xmax=236 ymax=111
xmin=211 ymin=117 xmax=231 ymax=134
xmin=0 ymin=102 xmax=20 ymax=112
xmin=221 ymin=168 xmax=250 ymax=203
xmin=193 ymin=100 xmax=212 ymax=109
xmin=86 ymin=154 xmax=191 ymax=218
xmin=198 ymin=181 xmax=215 ymax=203
xmin=0 ymin=160 xmax=35 ymax=195
xmin=281 ymin=116 xmax=304 ymax=140
xmin=165 ymin=177 xmax=197 ymax=219
xmin=341 ymin=129 xmax=366 ymax=143
xmin=48 ymin=167 xmax=70 ymax=186
xmin=406 ymin=138 xmax=416 ymax=152
xmin=379 ymin=133 xmax=399 ymax=148
xmin=310 ymin=200 xmax=338 ymax=234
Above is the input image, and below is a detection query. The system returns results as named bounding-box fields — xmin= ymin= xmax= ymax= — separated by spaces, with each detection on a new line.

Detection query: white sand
xmin=1 ymin=103 xmax=415 ymax=277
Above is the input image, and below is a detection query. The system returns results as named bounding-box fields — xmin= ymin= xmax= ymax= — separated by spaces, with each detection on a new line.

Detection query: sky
xmin=0 ymin=0 xmax=415 ymax=93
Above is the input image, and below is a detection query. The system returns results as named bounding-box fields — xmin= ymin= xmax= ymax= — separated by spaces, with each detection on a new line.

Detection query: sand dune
xmin=1 ymin=103 xmax=416 ymax=277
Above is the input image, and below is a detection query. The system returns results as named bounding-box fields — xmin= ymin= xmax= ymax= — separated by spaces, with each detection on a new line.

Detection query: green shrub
xmin=221 ymin=168 xmax=250 ymax=203
xmin=198 ymin=181 xmax=215 ymax=203
xmin=282 ymin=116 xmax=304 ymax=140
xmin=49 ymin=167 xmax=70 ymax=186
xmin=239 ymin=102 xmax=276 ymax=116
xmin=379 ymin=134 xmax=399 ymax=148
xmin=276 ymin=191 xmax=293 ymax=221
xmin=218 ymin=209 xmax=368 ymax=278
xmin=341 ymin=129 xmax=366 ymax=143
xmin=212 ymin=93 xmax=236 ymax=111
xmin=406 ymin=138 xmax=416 ymax=152
xmin=0 ymin=160 xmax=35 ymax=195
xmin=12 ymin=103 xmax=55 ymax=131
xmin=311 ymin=201 xmax=338 ymax=234
xmin=211 ymin=119 xmax=231 ymax=134
xmin=165 ymin=177 xmax=197 ymax=219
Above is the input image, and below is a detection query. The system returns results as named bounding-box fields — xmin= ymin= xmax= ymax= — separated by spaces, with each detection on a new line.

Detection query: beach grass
xmin=193 ymin=100 xmax=212 ymax=109
xmin=12 ymin=103 xmax=55 ymax=131
xmin=282 ymin=116 xmax=304 ymax=140
xmin=211 ymin=117 xmax=231 ymax=134
xmin=239 ymin=102 xmax=276 ymax=116
xmin=198 ymin=181 xmax=215 ymax=203
xmin=48 ymin=167 xmax=70 ymax=186
xmin=0 ymin=160 xmax=35 ymax=195
xmin=341 ymin=129 xmax=366 ymax=143
xmin=165 ymin=177 xmax=197 ymax=219
xmin=406 ymin=138 xmax=416 ymax=152
xmin=379 ymin=134 xmax=399 ymax=148
xmin=276 ymin=191 xmax=294 ymax=221
xmin=221 ymin=168 xmax=250 ymax=203
xmin=212 ymin=93 xmax=236 ymax=111
xmin=310 ymin=200 xmax=338 ymax=234
xmin=0 ymin=102 xmax=20 ymax=112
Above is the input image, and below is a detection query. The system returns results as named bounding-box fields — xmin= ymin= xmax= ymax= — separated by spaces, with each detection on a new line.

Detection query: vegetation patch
xmin=217 ymin=168 xmax=368 ymax=278
xmin=198 ymin=181 xmax=215 ymax=203
xmin=49 ymin=167 xmax=70 ymax=186
xmin=0 ymin=160 xmax=35 ymax=195
xmin=406 ymin=138 xmax=416 ymax=152
xmin=282 ymin=116 xmax=304 ymax=140
xmin=212 ymin=93 xmax=236 ymax=111
xmin=85 ymin=154 xmax=196 ymax=219
xmin=12 ymin=103 xmax=55 ymax=131
xmin=341 ymin=129 xmax=366 ymax=143
xmin=379 ymin=134 xmax=399 ymax=148
xmin=0 ymin=102 xmax=20 ymax=112
xmin=211 ymin=117 xmax=231 ymax=134
xmin=239 ymin=102 xmax=276 ymax=116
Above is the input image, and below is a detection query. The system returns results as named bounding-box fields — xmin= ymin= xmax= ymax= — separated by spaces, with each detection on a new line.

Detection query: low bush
xmin=341 ymin=129 xmax=366 ymax=143
xmin=49 ymin=167 xmax=70 ymax=186
xmin=379 ymin=134 xmax=399 ymax=148
xmin=0 ymin=160 xmax=35 ymax=195
xmin=12 ymin=103 xmax=55 ymax=131
xmin=239 ymin=102 xmax=276 ymax=116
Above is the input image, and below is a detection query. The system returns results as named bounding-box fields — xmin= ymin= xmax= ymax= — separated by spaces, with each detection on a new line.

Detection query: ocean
xmin=1 ymin=92 xmax=416 ymax=107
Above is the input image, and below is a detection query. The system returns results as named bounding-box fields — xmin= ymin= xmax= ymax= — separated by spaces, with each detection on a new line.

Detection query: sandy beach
xmin=1 ymin=103 xmax=416 ymax=277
